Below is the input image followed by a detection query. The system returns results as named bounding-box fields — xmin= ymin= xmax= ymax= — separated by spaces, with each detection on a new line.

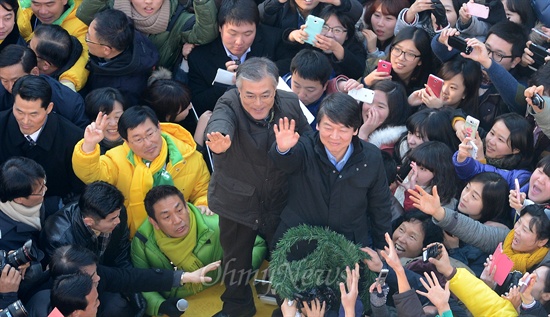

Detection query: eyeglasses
xmin=242 ymin=92 xmax=275 ymax=102
xmin=85 ymin=33 xmax=111 ymax=48
xmin=321 ymin=25 xmax=347 ymax=35
xmin=129 ymin=128 xmax=159 ymax=146
xmin=390 ymin=46 xmax=421 ymax=61
xmin=29 ymin=180 xmax=47 ymax=197
xmin=486 ymin=46 xmax=513 ymax=63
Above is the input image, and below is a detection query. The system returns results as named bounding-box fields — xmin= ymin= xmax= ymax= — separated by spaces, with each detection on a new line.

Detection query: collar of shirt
xmin=26 ymin=125 xmax=45 ymax=143
xmin=325 ymin=142 xmax=354 ymax=172
xmin=223 ymin=44 xmax=251 ymax=64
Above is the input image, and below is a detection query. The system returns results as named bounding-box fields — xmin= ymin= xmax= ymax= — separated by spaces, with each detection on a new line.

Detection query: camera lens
xmin=0 ymin=300 xmax=28 ymax=317
xmin=6 ymin=240 xmax=37 ymax=268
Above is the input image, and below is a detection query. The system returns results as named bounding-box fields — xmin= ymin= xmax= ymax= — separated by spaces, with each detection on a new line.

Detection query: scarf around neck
xmin=502 ymin=229 xmax=548 ymax=273
xmin=127 ymin=133 xmax=181 ymax=232
xmin=113 ymin=0 xmax=170 ymax=35
xmin=154 ymin=208 xmax=204 ymax=291
xmin=0 ymin=200 xmax=41 ymax=230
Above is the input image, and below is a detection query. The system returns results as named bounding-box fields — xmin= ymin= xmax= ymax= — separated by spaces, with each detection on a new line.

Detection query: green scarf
xmin=154 ymin=210 xmax=204 ymax=292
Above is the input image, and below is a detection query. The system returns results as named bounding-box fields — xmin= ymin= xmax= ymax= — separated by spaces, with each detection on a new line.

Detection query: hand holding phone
xmin=303 ymin=15 xmax=324 ymax=45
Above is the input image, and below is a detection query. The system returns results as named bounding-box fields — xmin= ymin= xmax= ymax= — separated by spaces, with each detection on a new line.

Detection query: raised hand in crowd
xmin=274 ymin=117 xmax=300 ymax=153
xmin=339 ymin=263 xmax=360 ymax=317
xmin=524 ymin=84 xmax=546 ymax=113
xmin=416 ymin=271 xmax=452 ymax=316
xmin=82 ymin=111 xmax=108 ymax=153
xmin=479 ymin=255 xmax=497 ymax=289
xmin=456 ymin=136 xmax=483 ymax=163
xmin=205 ymin=132 xmax=232 ymax=154
xmin=301 ymin=298 xmax=326 ymax=317
xmin=437 ymin=27 xmax=461 ymax=51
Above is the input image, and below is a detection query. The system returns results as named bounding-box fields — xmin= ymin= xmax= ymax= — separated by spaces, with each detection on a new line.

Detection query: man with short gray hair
xmin=205 ymin=57 xmax=310 ymax=317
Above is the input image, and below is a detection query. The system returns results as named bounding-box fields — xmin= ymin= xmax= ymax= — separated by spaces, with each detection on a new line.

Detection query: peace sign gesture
xmin=82 ymin=112 xmax=107 ymax=153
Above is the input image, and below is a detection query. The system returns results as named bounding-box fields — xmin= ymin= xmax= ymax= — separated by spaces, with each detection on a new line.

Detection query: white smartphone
xmin=467 ymin=2 xmax=489 ymax=19
xmin=303 ymin=15 xmax=325 ymax=45
xmin=348 ymin=88 xmax=375 ymax=103
xmin=464 ymin=116 xmax=480 ymax=140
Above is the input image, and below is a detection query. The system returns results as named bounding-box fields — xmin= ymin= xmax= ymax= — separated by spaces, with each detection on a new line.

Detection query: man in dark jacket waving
xmin=205 ymin=57 xmax=310 ymax=317
xmin=269 ymin=93 xmax=392 ymax=251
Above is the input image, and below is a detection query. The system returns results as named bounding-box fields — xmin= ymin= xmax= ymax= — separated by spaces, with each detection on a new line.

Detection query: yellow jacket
xmin=17 ymin=0 xmax=89 ymax=90
xmin=449 ymin=268 xmax=518 ymax=317
xmin=72 ymin=123 xmax=210 ymax=237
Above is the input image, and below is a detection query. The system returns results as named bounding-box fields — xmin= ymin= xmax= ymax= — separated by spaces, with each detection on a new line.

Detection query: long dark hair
xmin=388 ymin=27 xmax=433 ymax=91
xmin=407 ymin=141 xmax=458 ymax=205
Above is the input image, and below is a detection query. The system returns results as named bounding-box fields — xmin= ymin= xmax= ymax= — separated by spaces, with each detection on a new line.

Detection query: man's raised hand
xmin=274 ymin=117 xmax=300 ymax=153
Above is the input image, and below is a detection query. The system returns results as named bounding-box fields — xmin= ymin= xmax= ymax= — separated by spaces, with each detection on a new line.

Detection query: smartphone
xmin=377 ymin=269 xmax=389 ymax=285
xmin=377 ymin=60 xmax=392 ymax=75
xmin=519 ymin=275 xmax=532 ymax=293
xmin=467 ymin=2 xmax=489 ymax=19
xmin=348 ymin=87 xmax=375 ymax=103
xmin=463 ymin=116 xmax=479 ymax=140
xmin=303 ymin=15 xmax=325 ymax=45
xmin=529 ymin=43 xmax=550 ymax=69
xmin=532 ymin=28 xmax=550 ymax=41
xmin=427 ymin=74 xmax=444 ymax=98
xmin=448 ymin=36 xmax=472 ymax=55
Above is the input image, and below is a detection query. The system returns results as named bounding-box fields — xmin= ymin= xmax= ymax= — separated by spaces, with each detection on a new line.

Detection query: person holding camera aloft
xmin=368 ymin=233 xmax=453 ymax=317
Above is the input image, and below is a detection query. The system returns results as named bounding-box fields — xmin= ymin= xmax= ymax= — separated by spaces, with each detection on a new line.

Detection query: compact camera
xmin=422 ymin=244 xmax=442 ymax=263
xmin=448 ymin=36 xmax=472 ymax=55
xmin=532 ymin=93 xmax=545 ymax=110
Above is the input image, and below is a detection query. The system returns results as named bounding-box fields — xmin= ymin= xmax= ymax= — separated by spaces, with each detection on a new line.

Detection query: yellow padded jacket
xmin=72 ymin=123 xmax=210 ymax=237
xmin=17 ymin=0 xmax=89 ymax=90
xmin=449 ymin=268 xmax=519 ymax=317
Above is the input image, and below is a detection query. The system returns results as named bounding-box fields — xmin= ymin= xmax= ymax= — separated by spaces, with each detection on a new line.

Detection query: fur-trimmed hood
xmin=368 ymin=125 xmax=407 ymax=149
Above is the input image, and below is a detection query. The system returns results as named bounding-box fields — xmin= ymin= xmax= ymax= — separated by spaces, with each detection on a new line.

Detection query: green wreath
xmin=269 ymin=225 xmax=376 ymax=310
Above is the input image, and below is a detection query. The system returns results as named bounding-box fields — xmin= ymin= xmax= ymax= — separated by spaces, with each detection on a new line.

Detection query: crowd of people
xmin=1 ymin=0 xmax=550 ymax=316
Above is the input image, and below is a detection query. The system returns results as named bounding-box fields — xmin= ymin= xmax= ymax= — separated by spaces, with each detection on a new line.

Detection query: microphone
xmin=176 ymin=298 xmax=189 ymax=312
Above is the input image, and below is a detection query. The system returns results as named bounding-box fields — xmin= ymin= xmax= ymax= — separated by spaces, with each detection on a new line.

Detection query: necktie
xmin=26 ymin=135 xmax=36 ymax=146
